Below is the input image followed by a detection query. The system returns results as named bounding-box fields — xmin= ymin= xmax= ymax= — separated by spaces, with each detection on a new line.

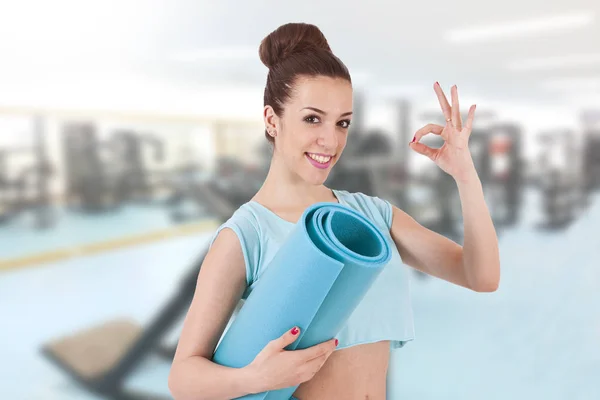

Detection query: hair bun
xmin=259 ymin=23 xmax=332 ymax=69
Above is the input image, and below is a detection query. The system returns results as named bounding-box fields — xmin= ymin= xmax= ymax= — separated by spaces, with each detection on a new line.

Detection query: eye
xmin=338 ymin=119 xmax=352 ymax=129
xmin=304 ymin=115 xmax=320 ymax=124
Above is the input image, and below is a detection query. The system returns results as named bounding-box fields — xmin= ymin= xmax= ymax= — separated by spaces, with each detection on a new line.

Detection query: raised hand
xmin=409 ymin=82 xmax=478 ymax=182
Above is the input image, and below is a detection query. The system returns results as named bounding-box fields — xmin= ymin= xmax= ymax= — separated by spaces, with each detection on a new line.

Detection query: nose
xmin=317 ymin=126 xmax=338 ymax=151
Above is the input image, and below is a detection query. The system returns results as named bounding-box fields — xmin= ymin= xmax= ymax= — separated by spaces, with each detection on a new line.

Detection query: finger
xmin=413 ymin=124 xmax=445 ymax=142
xmin=297 ymin=338 xmax=337 ymax=362
xmin=451 ymin=85 xmax=462 ymax=130
xmin=275 ymin=326 xmax=301 ymax=349
xmin=409 ymin=142 xmax=438 ymax=160
xmin=299 ymin=352 xmax=333 ymax=382
xmin=305 ymin=350 xmax=332 ymax=370
xmin=433 ymin=82 xmax=452 ymax=121
xmin=464 ymin=104 xmax=476 ymax=136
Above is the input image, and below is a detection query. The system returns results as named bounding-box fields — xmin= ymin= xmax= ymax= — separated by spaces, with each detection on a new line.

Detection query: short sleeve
xmin=368 ymin=195 xmax=394 ymax=229
xmin=208 ymin=215 xmax=261 ymax=288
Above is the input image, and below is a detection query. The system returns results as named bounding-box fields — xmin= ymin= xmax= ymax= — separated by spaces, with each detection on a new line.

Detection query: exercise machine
xmin=167 ymin=156 xmax=264 ymax=223
xmin=62 ymin=122 xmax=122 ymax=213
xmin=40 ymin=178 xmax=239 ymax=400
xmin=583 ymin=130 xmax=600 ymax=193
xmin=485 ymin=123 xmax=524 ymax=230
xmin=63 ymin=123 xmax=169 ymax=212
xmin=110 ymin=130 xmax=167 ymax=205
xmin=535 ymin=129 xmax=585 ymax=231
xmin=0 ymin=115 xmax=54 ymax=229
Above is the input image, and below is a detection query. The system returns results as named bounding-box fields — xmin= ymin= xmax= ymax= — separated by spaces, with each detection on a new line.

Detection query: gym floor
xmin=1 ymin=188 xmax=599 ymax=400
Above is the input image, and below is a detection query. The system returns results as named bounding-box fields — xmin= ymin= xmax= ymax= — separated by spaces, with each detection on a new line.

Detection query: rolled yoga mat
xmin=212 ymin=202 xmax=392 ymax=400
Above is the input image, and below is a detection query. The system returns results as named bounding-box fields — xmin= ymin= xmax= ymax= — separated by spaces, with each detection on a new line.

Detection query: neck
xmin=256 ymin=152 xmax=331 ymax=207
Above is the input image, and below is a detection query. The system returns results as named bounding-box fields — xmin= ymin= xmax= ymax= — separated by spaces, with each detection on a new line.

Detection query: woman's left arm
xmin=389 ymin=171 xmax=500 ymax=292
xmin=390 ymin=82 xmax=501 ymax=292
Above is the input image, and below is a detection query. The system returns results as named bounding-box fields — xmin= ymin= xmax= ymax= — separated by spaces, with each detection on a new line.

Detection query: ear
xmin=264 ymin=106 xmax=278 ymax=133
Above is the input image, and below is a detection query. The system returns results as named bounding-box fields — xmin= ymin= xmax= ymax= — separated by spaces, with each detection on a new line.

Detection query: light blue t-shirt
xmin=209 ymin=189 xmax=415 ymax=350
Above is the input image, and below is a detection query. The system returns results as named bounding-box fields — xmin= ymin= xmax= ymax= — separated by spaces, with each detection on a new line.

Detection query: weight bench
xmin=41 ymin=246 xmax=205 ymax=400
xmin=41 ymin=181 xmax=238 ymax=399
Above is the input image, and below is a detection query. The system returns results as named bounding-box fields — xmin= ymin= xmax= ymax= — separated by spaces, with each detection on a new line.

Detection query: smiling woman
xmin=167 ymin=23 xmax=412 ymax=400
xmin=168 ymin=21 xmax=499 ymax=400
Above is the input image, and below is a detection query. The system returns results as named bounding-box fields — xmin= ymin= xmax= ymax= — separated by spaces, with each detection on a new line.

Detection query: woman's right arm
xmin=168 ymin=226 xmax=338 ymax=400
xmin=167 ymin=227 xmax=258 ymax=400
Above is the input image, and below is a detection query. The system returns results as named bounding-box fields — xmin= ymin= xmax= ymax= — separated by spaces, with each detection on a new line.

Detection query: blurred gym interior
xmin=1 ymin=1 xmax=599 ymax=399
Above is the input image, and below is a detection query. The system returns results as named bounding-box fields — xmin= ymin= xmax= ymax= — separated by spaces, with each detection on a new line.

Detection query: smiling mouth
xmin=305 ymin=152 xmax=333 ymax=164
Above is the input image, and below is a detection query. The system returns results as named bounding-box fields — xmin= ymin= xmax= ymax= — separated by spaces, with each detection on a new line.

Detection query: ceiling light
xmin=508 ymin=53 xmax=600 ymax=71
xmin=541 ymin=76 xmax=600 ymax=91
xmin=445 ymin=11 xmax=594 ymax=44
xmin=172 ymin=46 xmax=257 ymax=62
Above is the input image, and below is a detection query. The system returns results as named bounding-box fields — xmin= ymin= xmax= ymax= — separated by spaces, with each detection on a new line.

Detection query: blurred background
xmin=1 ymin=0 xmax=599 ymax=399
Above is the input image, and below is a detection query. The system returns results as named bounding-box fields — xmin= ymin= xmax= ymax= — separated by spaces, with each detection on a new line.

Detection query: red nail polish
xmin=411 ymin=136 xmax=416 ymax=143
xmin=435 ymin=81 xmax=439 ymax=86
xmin=335 ymin=339 xmax=339 ymax=346
xmin=291 ymin=327 xmax=299 ymax=335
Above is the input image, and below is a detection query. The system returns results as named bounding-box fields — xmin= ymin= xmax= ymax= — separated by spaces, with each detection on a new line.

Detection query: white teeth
xmin=307 ymin=153 xmax=332 ymax=164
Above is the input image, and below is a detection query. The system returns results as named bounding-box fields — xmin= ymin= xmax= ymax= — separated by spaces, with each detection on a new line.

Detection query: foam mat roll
xmin=212 ymin=202 xmax=392 ymax=400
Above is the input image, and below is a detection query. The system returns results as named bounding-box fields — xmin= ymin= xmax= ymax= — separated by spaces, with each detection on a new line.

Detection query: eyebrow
xmin=301 ymin=107 xmax=353 ymax=117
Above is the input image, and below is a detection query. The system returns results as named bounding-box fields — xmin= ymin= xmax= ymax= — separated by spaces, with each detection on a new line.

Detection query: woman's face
xmin=266 ymin=75 xmax=353 ymax=185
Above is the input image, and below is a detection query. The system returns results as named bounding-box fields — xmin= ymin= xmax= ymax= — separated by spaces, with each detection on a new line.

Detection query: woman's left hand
xmin=409 ymin=82 xmax=478 ymax=183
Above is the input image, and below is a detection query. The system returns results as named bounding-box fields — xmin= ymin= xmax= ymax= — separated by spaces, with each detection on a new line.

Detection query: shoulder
xmin=334 ymin=189 xmax=394 ymax=229
xmin=209 ymin=203 xmax=262 ymax=246
xmin=208 ymin=203 xmax=264 ymax=287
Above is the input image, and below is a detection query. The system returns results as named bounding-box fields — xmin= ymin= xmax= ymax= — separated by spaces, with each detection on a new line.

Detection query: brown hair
xmin=259 ymin=23 xmax=352 ymax=143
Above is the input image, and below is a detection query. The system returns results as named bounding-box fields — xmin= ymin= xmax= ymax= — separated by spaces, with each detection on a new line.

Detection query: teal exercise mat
xmin=212 ymin=202 xmax=392 ymax=399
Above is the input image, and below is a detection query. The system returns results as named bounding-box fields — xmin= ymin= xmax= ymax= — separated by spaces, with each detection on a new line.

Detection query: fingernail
xmin=411 ymin=136 xmax=416 ymax=143
xmin=435 ymin=81 xmax=439 ymax=86
xmin=335 ymin=339 xmax=339 ymax=346
xmin=291 ymin=327 xmax=299 ymax=335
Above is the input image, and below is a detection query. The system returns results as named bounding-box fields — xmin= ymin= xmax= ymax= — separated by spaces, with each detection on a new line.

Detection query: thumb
xmin=409 ymin=142 xmax=437 ymax=160
xmin=275 ymin=326 xmax=301 ymax=350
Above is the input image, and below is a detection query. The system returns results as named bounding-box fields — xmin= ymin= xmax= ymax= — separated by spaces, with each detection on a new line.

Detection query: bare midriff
xmin=291 ymin=340 xmax=390 ymax=400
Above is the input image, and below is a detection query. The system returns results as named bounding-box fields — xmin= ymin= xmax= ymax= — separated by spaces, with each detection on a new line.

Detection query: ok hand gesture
xmin=409 ymin=82 xmax=478 ymax=183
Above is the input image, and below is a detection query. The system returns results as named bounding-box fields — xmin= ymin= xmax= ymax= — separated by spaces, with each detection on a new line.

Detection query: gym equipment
xmin=110 ymin=130 xmax=167 ymax=204
xmin=0 ymin=115 xmax=54 ymax=229
xmin=168 ymin=156 xmax=265 ymax=224
xmin=581 ymin=110 xmax=600 ymax=194
xmin=63 ymin=123 xmax=169 ymax=212
xmin=583 ymin=131 xmax=600 ymax=193
xmin=41 ymin=266 xmax=200 ymax=400
xmin=535 ymin=129 xmax=585 ymax=231
xmin=62 ymin=122 xmax=122 ymax=213
xmin=212 ymin=202 xmax=391 ymax=400
xmin=0 ymin=149 xmax=18 ymax=224
xmin=486 ymin=124 xmax=524 ymax=229
xmin=166 ymin=162 xmax=206 ymax=223
xmin=210 ymin=157 xmax=265 ymax=205
xmin=40 ymin=179 xmax=238 ymax=400
xmin=468 ymin=124 xmax=524 ymax=231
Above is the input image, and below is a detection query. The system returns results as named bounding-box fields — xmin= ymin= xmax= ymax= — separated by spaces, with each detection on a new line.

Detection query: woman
xmin=168 ymin=22 xmax=500 ymax=400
